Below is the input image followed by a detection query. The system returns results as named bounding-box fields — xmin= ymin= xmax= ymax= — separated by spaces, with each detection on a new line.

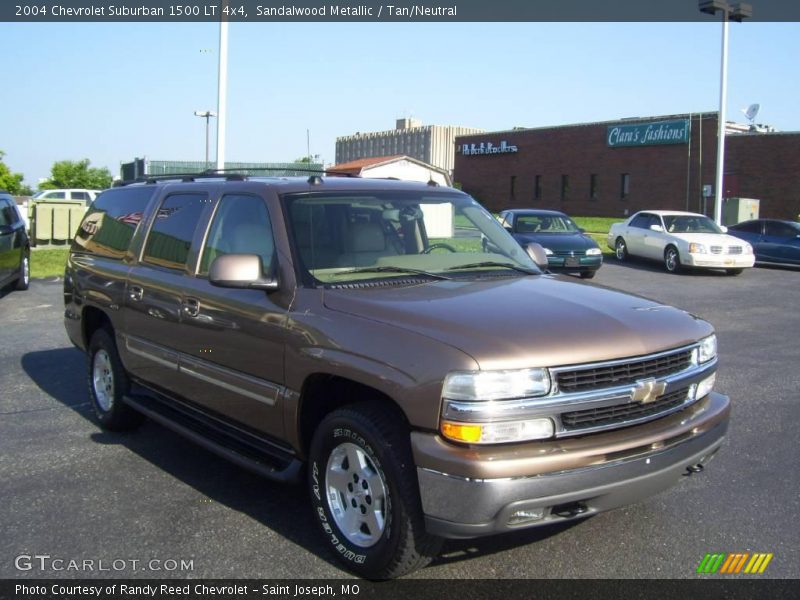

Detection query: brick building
xmin=453 ymin=112 xmax=800 ymax=222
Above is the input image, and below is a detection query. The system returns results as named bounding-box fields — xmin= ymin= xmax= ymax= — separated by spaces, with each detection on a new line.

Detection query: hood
xmin=323 ymin=275 xmax=712 ymax=370
xmin=513 ymin=231 xmax=596 ymax=252
xmin=670 ymin=232 xmax=749 ymax=247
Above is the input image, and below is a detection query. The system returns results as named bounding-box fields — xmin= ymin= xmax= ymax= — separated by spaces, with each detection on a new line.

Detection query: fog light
xmin=695 ymin=373 xmax=716 ymax=399
xmin=508 ymin=508 xmax=545 ymax=525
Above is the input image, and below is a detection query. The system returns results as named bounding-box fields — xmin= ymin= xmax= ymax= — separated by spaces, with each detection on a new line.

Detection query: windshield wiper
xmin=445 ymin=261 xmax=539 ymax=275
xmin=332 ymin=266 xmax=452 ymax=280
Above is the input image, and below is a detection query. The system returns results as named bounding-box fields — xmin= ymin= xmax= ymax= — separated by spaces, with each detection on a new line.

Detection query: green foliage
xmin=31 ymin=249 xmax=70 ymax=279
xmin=572 ymin=216 xmax=622 ymax=233
xmin=0 ymin=150 xmax=28 ymax=195
xmin=294 ymin=156 xmax=313 ymax=163
xmin=39 ymin=159 xmax=112 ymax=191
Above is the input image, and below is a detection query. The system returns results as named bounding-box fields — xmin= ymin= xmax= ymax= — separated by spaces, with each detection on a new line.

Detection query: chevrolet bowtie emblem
xmin=631 ymin=378 xmax=666 ymax=404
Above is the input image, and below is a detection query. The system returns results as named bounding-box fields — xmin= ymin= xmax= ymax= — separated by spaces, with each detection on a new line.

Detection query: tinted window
xmin=731 ymin=221 xmax=761 ymax=234
xmin=765 ymin=221 xmax=799 ymax=238
xmin=46 ymin=191 xmax=66 ymax=200
xmin=71 ymin=192 xmax=89 ymax=201
xmin=143 ymin=193 xmax=207 ymax=270
xmin=630 ymin=213 xmax=651 ymax=229
xmin=0 ymin=199 xmax=14 ymax=227
xmin=72 ymin=187 xmax=156 ymax=258
xmin=200 ymin=194 xmax=274 ymax=274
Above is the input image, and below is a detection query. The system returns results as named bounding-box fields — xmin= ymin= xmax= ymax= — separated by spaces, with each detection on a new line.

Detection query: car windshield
xmin=662 ymin=215 xmax=723 ymax=234
xmin=515 ymin=214 xmax=579 ymax=233
xmin=284 ymin=191 xmax=541 ymax=284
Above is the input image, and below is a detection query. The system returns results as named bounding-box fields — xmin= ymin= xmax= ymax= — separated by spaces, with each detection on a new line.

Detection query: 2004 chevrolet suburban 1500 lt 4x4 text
xmin=64 ymin=174 xmax=729 ymax=579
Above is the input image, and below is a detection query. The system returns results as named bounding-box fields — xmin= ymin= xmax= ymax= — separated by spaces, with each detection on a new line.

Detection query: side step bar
xmin=123 ymin=394 xmax=303 ymax=484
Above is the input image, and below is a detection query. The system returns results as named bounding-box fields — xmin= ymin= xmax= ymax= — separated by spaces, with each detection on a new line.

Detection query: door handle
xmin=182 ymin=297 xmax=200 ymax=318
xmin=129 ymin=285 xmax=144 ymax=302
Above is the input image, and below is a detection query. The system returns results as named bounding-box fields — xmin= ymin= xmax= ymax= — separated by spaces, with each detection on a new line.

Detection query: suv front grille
xmin=556 ymin=349 xmax=694 ymax=393
xmin=561 ymin=387 xmax=691 ymax=431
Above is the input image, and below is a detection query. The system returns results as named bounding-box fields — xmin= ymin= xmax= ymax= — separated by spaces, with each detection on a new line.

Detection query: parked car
xmin=608 ymin=210 xmax=755 ymax=275
xmin=497 ymin=209 xmax=602 ymax=278
xmin=65 ymin=175 xmax=729 ymax=578
xmin=32 ymin=188 xmax=101 ymax=206
xmin=727 ymin=219 xmax=800 ymax=267
xmin=0 ymin=191 xmax=30 ymax=291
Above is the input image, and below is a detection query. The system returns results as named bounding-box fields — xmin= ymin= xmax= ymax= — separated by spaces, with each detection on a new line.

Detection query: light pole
xmin=699 ymin=1 xmax=752 ymax=225
xmin=194 ymin=110 xmax=217 ymax=168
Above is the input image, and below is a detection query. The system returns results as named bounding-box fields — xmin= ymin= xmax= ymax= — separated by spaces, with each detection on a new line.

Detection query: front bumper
xmin=683 ymin=253 xmax=755 ymax=268
xmin=546 ymin=255 xmax=602 ymax=272
xmin=413 ymin=391 xmax=730 ymax=539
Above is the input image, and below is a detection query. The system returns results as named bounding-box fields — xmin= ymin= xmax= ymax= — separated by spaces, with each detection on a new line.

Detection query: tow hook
xmin=683 ymin=463 xmax=705 ymax=476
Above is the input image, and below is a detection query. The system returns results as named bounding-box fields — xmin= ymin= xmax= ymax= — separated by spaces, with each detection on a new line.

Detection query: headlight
xmin=697 ymin=334 xmax=717 ymax=363
xmin=743 ymin=243 xmax=753 ymax=254
xmin=543 ymin=247 xmax=553 ymax=256
xmin=442 ymin=368 xmax=550 ymax=401
xmin=689 ymin=243 xmax=707 ymax=254
xmin=586 ymin=248 xmax=602 ymax=256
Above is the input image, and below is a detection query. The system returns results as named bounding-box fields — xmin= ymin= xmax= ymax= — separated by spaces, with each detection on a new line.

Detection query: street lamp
xmin=193 ymin=110 xmax=217 ymax=168
xmin=699 ymin=1 xmax=752 ymax=225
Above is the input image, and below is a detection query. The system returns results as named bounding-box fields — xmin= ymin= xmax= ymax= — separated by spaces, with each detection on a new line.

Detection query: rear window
xmin=71 ymin=187 xmax=156 ymax=258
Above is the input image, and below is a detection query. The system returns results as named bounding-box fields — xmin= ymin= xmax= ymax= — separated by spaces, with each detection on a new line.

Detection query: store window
xmin=620 ymin=173 xmax=630 ymax=199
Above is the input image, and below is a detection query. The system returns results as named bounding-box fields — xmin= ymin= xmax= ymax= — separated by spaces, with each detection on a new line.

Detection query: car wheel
xmin=725 ymin=268 xmax=744 ymax=276
xmin=664 ymin=246 xmax=681 ymax=273
xmin=308 ymin=403 xmax=442 ymax=579
xmin=614 ymin=238 xmax=628 ymax=261
xmin=15 ymin=251 xmax=30 ymax=291
xmin=87 ymin=328 xmax=144 ymax=431
xmin=579 ymin=271 xmax=596 ymax=279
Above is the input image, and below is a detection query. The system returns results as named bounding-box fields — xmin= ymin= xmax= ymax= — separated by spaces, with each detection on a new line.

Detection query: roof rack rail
xmin=113 ymin=168 xmax=360 ymax=187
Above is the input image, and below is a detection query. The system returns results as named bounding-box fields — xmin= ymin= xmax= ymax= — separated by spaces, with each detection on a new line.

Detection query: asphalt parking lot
xmin=1 ymin=260 xmax=798 ymax=580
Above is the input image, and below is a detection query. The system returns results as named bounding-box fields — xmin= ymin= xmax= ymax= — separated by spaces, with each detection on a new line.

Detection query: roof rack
xmin=114 ymin=167 xmax=359 ymax=187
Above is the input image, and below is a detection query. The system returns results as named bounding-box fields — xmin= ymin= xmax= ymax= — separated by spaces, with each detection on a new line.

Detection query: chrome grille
xmin=553 ymin=250 xmax=584 ymax=257
xmin=710 ymin=246 xmax=723 ymax=254
xmin=556 ymin=349 xmax=694 ymax=393
xmin=728 ymin=246 xmax=743 ymax=255
xmin=561 ymin=387 xmax=691 ymax=431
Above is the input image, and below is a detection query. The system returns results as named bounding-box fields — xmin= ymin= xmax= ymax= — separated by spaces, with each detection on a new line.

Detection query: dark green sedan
xmin=497 ymin=209 xmax=603 ymax=279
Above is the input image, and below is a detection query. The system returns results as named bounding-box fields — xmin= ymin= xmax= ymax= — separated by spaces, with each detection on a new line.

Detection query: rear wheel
xmin=15 ymin=252 xmax=30 ymax=291
xmin=664 ymin=246 xmax=681 ymax=273
xmin=308 ymin=403 xmax=442 ymax=579
xmin=87 ymin=328 xmax=144 ymax=431
xmin=614 ymin=238 xmax=628 ymax=261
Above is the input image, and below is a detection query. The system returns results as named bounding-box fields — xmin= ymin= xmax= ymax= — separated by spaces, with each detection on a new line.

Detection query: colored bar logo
xmin=697 ymin=553 xmax=773 ymax=574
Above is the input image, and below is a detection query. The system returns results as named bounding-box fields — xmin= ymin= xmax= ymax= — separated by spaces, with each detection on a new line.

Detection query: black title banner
xmin=4 ymin=0 xmax=800 ymax=22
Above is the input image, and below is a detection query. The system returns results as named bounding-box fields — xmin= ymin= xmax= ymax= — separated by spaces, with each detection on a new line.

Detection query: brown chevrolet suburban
xmin=64 ymin=174 xmax=729 ymax=579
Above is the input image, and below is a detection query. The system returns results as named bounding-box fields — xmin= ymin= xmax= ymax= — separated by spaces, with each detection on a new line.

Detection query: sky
xmin=1 ymin=19 xmax=799 ymax=187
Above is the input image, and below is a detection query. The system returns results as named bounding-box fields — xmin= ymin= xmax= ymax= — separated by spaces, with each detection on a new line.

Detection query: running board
xmin=123 ymin=394 xmax=303 ymax=484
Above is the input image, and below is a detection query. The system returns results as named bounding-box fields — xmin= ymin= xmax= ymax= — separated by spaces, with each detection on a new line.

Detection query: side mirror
xmin=0 ymin=224 xmax=12 ymax=235
xmin=209 ymin=254 xmax=278 ymax=291
xmin=720 ymin=225 xmax=728 ymax=233
xmin=649 ymin=224 xmax=664 ymax=232
xmin=502 ymin=223 xmax=512 ymax=231
xmin=578 ymin=227 xmax=586 ymax=233
xmin=525 ymin=242 xmax=549 ymax=269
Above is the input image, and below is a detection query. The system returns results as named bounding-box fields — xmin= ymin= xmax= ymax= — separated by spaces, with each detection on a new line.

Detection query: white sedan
xmin=607 ymin=210 xmax=755 ymax=275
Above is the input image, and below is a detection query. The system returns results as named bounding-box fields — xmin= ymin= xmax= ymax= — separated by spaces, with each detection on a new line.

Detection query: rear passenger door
xmin=0 ymin=198 xmax=17 ymax=282
xmin=169 ymin=192 xmax=288 ymax=439
xmin=123 ymin=191 xmax=212 ymax=395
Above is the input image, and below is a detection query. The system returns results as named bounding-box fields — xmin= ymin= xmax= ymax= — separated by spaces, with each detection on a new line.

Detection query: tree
xmin=40 ymin=159 xmax=112 ymax=190
xmin=0 ymin=150 xmax=29 ymax=195
xmin=293 ymin=156 xmax=313 ymax=163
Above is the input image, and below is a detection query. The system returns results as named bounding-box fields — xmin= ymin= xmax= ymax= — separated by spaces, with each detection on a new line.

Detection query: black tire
xmin=614 ymin=237 xmax=628 ymax=261
xmin=87 ymin=328 xmax=144 ymax=431
xmin=15 ymin=251 xmax=30 ymax=291
xmin=308 ymin=403 xmax=442 ymax=579
xmin=725 ymin=268 xmax=744 ymax=276
xmin=579 ymin=270 xmax=596 ymax=279
xmin=664 ymin=246 xmax=681 ymax=273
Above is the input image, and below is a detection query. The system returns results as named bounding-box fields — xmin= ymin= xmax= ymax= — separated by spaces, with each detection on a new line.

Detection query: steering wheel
xmin=423 ymin=243 xmax=457 ymax=254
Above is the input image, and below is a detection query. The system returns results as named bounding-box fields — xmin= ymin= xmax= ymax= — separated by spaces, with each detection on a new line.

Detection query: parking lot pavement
xmin=1 ymin=264 xmax=798 ymax=579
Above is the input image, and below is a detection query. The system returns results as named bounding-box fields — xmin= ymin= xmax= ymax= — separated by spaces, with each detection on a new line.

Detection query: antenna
xmin=741 ymin=103 xmax=760 ymax=124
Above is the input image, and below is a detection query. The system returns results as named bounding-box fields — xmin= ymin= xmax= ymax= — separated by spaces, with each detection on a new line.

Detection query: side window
xmin=200 ymin=194 xmax=274 ymax=274
xmin=72 ymin=187 xmax=156 ymax=258
xmin=765 ymin=222 xmax=797 ymax=238
xmin=649 ymin=215 xmax=664 ymax=230
xmin=47 ymin=191 xmax=66 ymax=200
xmin=630 ymin=213 xmax=650 ymax=229
xmin=71 ymin=192 xmax=89 ymax=201
xmin=143 ymin=193 xmax=207 ymax=270
xmin=0 ymin=200 xmax=13 ymax=227
xmin=735 ymin=221 xmax=761 ymax=234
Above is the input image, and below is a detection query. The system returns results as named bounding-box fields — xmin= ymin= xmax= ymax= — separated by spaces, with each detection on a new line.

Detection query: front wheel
xmin=579 ymin=270 xmax=596 ymax=279
xmin=726 ymin=268 xmax=744 ymax=276
xmin=87 ymin=328 xmax=144 ymax=431
xmin=664 ymin=246 xmax=681 ymax=273
xmin=308 ymin=403 xmax=442 ymax=579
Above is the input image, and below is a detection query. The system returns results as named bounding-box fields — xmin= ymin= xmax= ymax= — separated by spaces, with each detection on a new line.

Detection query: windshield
xmin=515 ymin=214 xmax=579 ymax=233
xmin=662 ymin=215 xmax=723 ymax=234
xmin=284 ymin=191 xmax=540 ymax=284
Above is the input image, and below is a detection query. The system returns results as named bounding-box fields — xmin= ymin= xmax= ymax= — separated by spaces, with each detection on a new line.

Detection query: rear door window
xmin=142 ymin=193 xmax=208 ymax=271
